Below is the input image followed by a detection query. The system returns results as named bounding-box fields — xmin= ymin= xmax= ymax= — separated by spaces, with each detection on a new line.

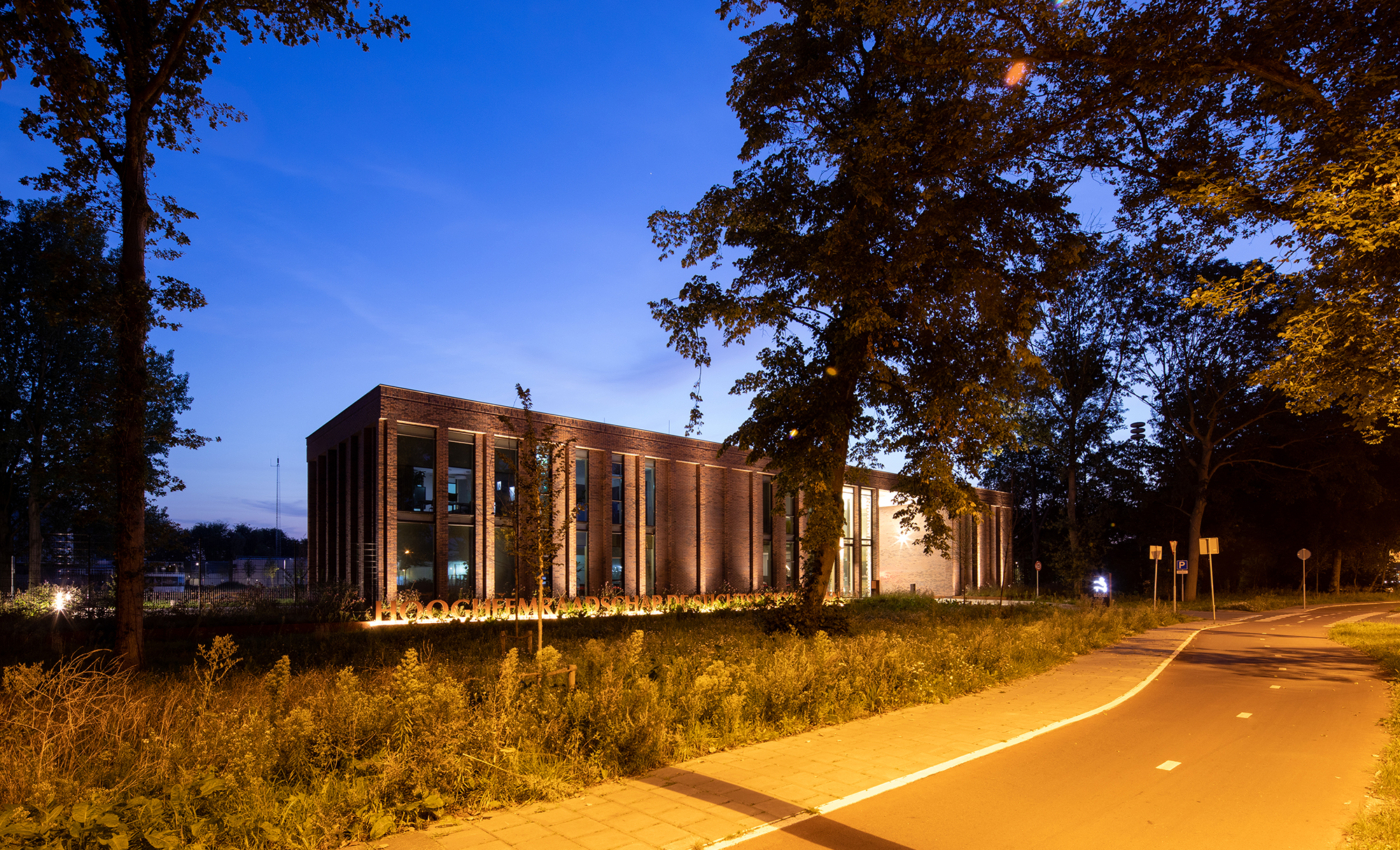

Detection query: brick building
xmin=306 ymin=385 xmax=1012 ymax=602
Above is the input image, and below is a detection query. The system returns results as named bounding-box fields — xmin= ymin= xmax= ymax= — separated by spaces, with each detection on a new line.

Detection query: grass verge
xmin=1215 ymin=591 xmax=1397 ymax=612
xmin=0 ymin=597 xmax=1184 ymax=849
xmin=1330 ymin=622 xmax=1400 ymax=849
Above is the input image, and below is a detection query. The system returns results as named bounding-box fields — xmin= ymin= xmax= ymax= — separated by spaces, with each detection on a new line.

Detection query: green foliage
xmin=650 ymin=0 xmax=1088 ymax=610
xmin=755 ymin=600 xmax=851 ymax=637
xmin=0 ymin=602 xmax=1181 ymax=848
xmin=1329 ymin=621 xmax=1400 ymax=848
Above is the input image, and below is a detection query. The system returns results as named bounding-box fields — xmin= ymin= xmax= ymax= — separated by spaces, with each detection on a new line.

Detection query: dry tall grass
xmin=0 ymin=597 xmax=1181 ymax=849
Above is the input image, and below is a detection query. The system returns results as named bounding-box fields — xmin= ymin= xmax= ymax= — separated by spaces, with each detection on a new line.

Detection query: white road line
xmin=1157 ymin=760 xmax=1182 ymax=771
xmin=1237 ymin=712 xmax=1252 ymax=718
xmin=1257 ymin=613 xmax=1295 ymax=622
xmin=1270 ymin=685 xmax=1281 ymax=689
xmin=707 ymin=622 xmax=1221 ymax=849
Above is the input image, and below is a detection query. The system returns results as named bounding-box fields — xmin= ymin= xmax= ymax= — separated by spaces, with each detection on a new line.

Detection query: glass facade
xmin=576 ymin=455 xmax=588 ymax=523
xmin=611 ymin=454 xmax=623 ymax=525
xmin=645 ymin=532 xmax=655 ymax=594
xmin=447 ymin=438 xmax=474 ymax=515
xmin=494 ymin=526 xmax=515 ymax=597
xmin=397 ymin=433 xmax=435 ymax=513
xmin=576 ymin=530 xmax=588 ymax=595
xmin=611 ymin=532 xmax=623 ymax=588
xmin=447 ymin=525 xmax=474 ymax=595
xmin=762 ymin=479 xmax=773 ymax=535
xmin=396 ymin=521 xmax=434 ymax=599
xmin=644 ymin=459 xmax=656 ymax=527
xmin=495 ymin=438 xmax=518 ymax=517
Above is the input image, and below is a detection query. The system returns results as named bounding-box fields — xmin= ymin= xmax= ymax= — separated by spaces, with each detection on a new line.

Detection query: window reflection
xmin=495 ymin=439 xmax=518 ymax=517
xmin=397 ymin=434 xmax=434 ymax=513
xmin=396 ymin=521 xmax=434 ymax=600
xmin=448 ymin=439 xmax=474 ymax=515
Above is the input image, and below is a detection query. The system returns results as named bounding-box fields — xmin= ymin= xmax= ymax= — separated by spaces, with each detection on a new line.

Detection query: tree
xmin=0 ymin=198 xmax=110 ymax=588
xmin=1022 ymin=243 xmax=1140 ymax=591
xmin=651 ymin=2 xmax=1085 ymax=618
xmin=1138 ymin=260 xmax=1303 ymax=601
xmin=499 ymin=386 xmax=573 ymax=653
xmin=0 ymin=1 xmax=408 ymax=667
xmin=0 ymin=198 xmax=210 ymax=588
xmin=980 ymin=1 xmax=1400 ymax=438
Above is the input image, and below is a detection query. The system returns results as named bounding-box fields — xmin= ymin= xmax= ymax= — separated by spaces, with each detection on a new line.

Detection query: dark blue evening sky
xmin=1 ymin=3 xmax=1259 ymax=538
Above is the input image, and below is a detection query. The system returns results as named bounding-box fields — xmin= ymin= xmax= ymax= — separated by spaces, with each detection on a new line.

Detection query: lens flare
xmin=53 ymin=590 xmax=70 ymax=612
xmin=1004 ymin=61 xmax=1029 ymax=87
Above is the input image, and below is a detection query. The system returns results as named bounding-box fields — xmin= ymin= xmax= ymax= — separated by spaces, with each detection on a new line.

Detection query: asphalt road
xmin=740 ymin=603 xmax=1396 ymax=850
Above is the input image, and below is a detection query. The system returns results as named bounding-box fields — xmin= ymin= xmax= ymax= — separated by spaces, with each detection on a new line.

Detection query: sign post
xmin=1169 ymin=540 xmax=1179 ymax=613
xmin=1298 ymin=548 xmax=1312 ymax=610
xmin=1034 ymin=560 xmax=1041 ymax=600
xmin=1149 ymin=546 xmax=1163 ymax=609
xmin=1201 ymin=537 xmax=1219 ymax=621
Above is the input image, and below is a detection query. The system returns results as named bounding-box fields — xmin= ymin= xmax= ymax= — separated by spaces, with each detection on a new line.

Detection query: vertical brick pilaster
xmin=384 ymin=421 xmax=398 ymax=601
xmin=483 ymin=436 xmax=496 ymax=598
xmin=307 ymin=459 xmax=319 ymax=585
xmin=363 ymin=425 xmax=378 ymax=601
xmin=434 ymin=426 xmax=449 ymax=600
xmin=349 ymin=434 xmax=361 ymax=591
xmin=626 ymin=454 xmax=640 ymax=594
xmin=339 ymin=440 xmax=351 ymax=584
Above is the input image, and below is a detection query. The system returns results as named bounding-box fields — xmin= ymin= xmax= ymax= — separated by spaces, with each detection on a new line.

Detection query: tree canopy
xmin=0 ymin=0 xmax=408 ymax=667
xmin=652 ymin=1 xmax=1086 ymax=611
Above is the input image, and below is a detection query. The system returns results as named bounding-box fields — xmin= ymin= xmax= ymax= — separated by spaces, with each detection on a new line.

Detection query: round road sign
xmin=1297 ymin=548 xmax=1312 ymax=560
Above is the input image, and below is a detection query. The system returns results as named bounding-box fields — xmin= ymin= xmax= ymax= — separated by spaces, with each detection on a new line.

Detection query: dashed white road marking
xmin=1237 ymin=712 xmax=1253 ymax=718
xmin=1157 ymin=760 xmax=1182 ymax=771
xmin=1270 ymin=685 xmax=1282 ymax=689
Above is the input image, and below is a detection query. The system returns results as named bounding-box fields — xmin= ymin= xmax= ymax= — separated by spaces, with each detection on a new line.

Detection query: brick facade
xmin=307 ymin=385 xmax=1012 ymax=602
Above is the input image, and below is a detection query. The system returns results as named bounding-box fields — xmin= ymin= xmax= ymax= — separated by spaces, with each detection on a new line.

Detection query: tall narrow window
xmin=611 ymin=532 xmax=623 ymax=588
xmin=841 ymin=487 xmax=855 ymax=594
xmin=645 ymin=532 xmax=655 ymax=594
xmin=860 ymin=489 xmax=874 ymax=595
xmin=494 ymin=526 xmax=515 ymax=597
xmin=576 ymin=530 xmax=588 ymax=595
xmin=494 ymin=437 xmax=518 ymax=517
xmin=644 ymin=459 xmax=656 ymax=527
xmin=784 ymin=493 xmax=796 ymax=535
xmin=396 ymin=427 xmax=435 ymax=513
xmin=762 ymin=540 xmax=772 ymax=587
xmin=575 ymin=455 xmax=588 ymax=523
xmin=447 ymin=525 xmax=474 ymax=597
xmin=762 ymin=479 xmax=773 ymax=535
xmin=611 ymin=454 xmax=624 ymax=525
xmin=396 ymin=521 xmax=434 ymax=599
xmin=447 ymin=436 xmax=474 ymax=515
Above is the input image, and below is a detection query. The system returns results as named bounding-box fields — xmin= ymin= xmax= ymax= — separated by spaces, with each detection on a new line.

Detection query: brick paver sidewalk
xmin=375 ymin=612 xmax=1245 ymax=850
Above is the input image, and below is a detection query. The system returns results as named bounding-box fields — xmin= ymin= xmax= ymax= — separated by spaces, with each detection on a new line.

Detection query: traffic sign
xmin=1034 ymin=561 xmax=1042 ymax=571
xmin=1149 ymin=545 xmax=1162 ymax=560
xmin=1201 ymin=537 xmax=1220 ymax=555
xmin=1297 ymin=548 xmax=1312 ymax=560
xmin=1175 ymin=560 xmax=1189 ymax=575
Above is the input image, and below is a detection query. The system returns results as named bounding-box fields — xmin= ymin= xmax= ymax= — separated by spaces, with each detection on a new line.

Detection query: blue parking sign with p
xmin=1175 ymin=560 xmax=1189 ymax=575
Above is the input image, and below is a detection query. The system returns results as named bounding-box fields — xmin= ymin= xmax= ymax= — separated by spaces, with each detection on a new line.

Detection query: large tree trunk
xmin=27 ymin=479 xmax=43 ymax=591
xmin=1331 ymin=550 xmax=1342 ymax=594
xmin=113 ymin=107 xmax=152 ymax=670
xmin=799 ymin=456 xmax=848 ymax=613
xmin=1065 ymin=463 xmax=1079 ymax=576
xmin=1185 ymin=491 xmax=1207 ymax=603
